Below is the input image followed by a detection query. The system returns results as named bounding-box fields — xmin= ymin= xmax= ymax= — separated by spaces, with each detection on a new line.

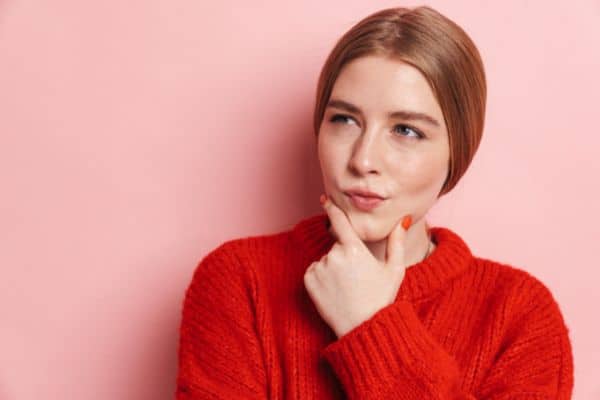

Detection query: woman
xmin=176 ymin=5 xmax=574 ymax=399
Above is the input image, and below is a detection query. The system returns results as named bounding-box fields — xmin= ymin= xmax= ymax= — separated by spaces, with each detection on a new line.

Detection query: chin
xmin=347 ymin=212 xmax=388 ymax=241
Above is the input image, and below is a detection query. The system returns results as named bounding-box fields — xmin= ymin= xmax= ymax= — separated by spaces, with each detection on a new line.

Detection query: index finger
xmin=322 ymin=195 xmax=363 ymax=247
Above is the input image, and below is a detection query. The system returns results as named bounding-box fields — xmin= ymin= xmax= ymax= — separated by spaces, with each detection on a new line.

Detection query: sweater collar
xmin=291 ymin=213 xmax=473 ymax=302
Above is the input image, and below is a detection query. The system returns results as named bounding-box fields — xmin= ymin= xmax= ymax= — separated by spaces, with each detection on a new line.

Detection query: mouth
xmin=344 ymin=192 xmax=386 ymax=212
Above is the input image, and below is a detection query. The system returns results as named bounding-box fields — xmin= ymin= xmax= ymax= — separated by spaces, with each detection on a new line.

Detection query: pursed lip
xmin=344 ymin=188 xmax=386 ymax=200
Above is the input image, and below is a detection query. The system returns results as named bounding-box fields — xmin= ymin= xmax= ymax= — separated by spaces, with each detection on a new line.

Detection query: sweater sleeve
xmin=320 ymin=281 xmax=573 ymax=399
xmin=175 ymin=242 xmax=268 ymax=399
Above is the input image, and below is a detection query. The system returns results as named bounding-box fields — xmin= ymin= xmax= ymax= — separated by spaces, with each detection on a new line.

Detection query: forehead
xmin=330 ymin=55 xmax=444 ymax=123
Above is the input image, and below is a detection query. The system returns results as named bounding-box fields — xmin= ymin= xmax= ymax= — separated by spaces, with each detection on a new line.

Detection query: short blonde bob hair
xmin=313 ymin=6 xmax=487 ymax=197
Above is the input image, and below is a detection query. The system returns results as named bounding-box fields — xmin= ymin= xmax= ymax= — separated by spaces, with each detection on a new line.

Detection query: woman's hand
xmin=303 ymin=194 xmax=411 ymax=338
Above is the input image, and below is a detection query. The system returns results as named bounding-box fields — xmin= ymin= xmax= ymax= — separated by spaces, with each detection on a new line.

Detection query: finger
xmin=386 ymin=214 xmax=411 ymax=268
xmin=319 ymin=253 xmax=328 ymax=265
xmin=321 ymin=194 xmax=362 ymax=247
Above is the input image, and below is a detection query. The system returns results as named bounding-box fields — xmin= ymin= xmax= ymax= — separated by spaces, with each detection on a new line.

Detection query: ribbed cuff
xmin=320 ymin=300 xmax=461 ymax=399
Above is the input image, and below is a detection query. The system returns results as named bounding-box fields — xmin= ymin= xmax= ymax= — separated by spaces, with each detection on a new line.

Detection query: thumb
xmin=385 ymin=214 xmax=412 ymax=268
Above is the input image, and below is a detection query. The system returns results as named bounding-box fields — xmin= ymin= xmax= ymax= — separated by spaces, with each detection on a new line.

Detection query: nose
xmin=348 ymin=128 xmax=382 ymax=176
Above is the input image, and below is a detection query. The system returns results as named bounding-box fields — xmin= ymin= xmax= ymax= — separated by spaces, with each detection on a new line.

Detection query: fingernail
xmin=401 ymin=215 xmax=412 ymax=231
xmin=319 ymin=193 xmax=327 ymax=205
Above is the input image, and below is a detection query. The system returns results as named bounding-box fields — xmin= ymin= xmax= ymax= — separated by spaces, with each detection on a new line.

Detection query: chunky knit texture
xmin=175 ymin=213 xmax=574 ymax=399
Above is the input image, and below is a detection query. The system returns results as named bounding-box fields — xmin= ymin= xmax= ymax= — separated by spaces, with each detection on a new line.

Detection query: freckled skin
xmin=317 ymin=55 xmax=449 ymax=266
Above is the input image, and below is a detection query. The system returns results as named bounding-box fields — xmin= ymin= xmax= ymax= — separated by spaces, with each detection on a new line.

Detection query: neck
xmin=293 ymin=213 xmax=473 ymax=301
xmin=364 ymin=218 xmax=434 ymax=266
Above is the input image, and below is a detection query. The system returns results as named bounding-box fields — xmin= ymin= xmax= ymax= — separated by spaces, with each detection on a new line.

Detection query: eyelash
xmin=328 ymin=113 xmax=425 ymax=139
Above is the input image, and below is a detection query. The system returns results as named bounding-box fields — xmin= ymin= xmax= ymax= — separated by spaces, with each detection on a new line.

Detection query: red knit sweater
xmin=175 ymin=213 xmax=574 ymax=399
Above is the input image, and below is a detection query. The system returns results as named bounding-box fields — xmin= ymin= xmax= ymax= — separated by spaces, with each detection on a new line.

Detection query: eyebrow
xmin=326 ymin=98 xmax=441 ymax=128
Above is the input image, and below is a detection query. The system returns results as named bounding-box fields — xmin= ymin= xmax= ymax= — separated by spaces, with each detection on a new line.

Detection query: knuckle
xmin=305 ymin=263 xmax=315 ymax=274
xmin=327 ymin=251 xmax=341 ymax=264
xmin=304 ymin=269 xmax=314 ymax=284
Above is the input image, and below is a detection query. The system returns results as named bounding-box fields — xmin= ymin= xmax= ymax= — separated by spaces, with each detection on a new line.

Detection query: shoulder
xmin=473 ymin=256 xmax=554 ymax=292
xmin=470 ymin=256 xmax=568 ymax=321
xmin=188 ymin=226 xmax=293 ymax=288
xmin=466 ymin=257 xmax=572 ymax=370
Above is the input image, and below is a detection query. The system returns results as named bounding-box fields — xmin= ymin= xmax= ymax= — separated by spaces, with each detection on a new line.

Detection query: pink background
xmin=1 ymin=1 xmax=598 ymax=399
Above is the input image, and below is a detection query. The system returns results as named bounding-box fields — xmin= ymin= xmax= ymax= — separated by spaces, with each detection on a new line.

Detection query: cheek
xmin=391 ymin=150 xmax=447 ymax=193
xmin=384 ymin=150 xmax=448 ymax=221
xmin=318 ymin=134 xmax=345 ymax=180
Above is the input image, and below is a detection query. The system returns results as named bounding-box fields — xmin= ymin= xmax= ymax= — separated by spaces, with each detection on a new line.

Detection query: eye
xmin=329 ymin=113 xmax=357 ymax=125
xmin=329 ymin=114 xmax=424 ymax=140
xmin=394 ymin=124 xmax=424 ymax=139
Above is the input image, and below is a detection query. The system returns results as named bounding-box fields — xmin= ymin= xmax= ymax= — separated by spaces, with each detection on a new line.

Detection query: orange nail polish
xmin=401 ymin=215 xmax=412 ymax=231
xmin=319 ymin=193 xmax=327 ymax=205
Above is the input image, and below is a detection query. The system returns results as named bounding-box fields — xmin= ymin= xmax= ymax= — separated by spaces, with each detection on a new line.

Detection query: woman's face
xmin=317 ymin=55 xmax=450 ymax=243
